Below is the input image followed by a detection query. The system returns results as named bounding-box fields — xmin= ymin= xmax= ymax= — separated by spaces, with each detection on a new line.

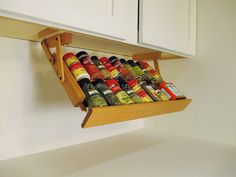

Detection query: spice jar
xmin=118 ymin=79 xmax=143 ymax=103
xmin=106 ymin=79 xmax=134 ymax=104
xmin=128 ymin=80 xmax=153 ymax=103
xmin=63 ymin=52 xmax=79 ymax=66
xmin=76 ymin=51 xmax=104 ymax=80
xmin=139 ymin=81 xmax=160 ymax=102
xmin=136 ymin=61 xmax=155 ymax=83
xmin=159 ymin=82 xmax=186 ymax=100
xmin=127 ymin=60 xmax=150 ymax=82
xmin=120 ymin=59 xmax=142 ymax=82
xmin=139 ymin=61 xmax=163 ymax=84
xmin=91 ymin=56 xmax=111 ymax=79
xmin=109 ymin=56 xmax=134 ymax=81
xmin=99 ymin=57 xmax=123 ymax=80
xmin=78 ymin=78 xmax=108 ymax=108
xmin=92 ymin=79 xmax=120 ymax=106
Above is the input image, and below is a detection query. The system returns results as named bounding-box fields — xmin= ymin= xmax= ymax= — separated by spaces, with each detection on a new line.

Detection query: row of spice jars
xmin=63 ymin=51 xmax=186 ymax=108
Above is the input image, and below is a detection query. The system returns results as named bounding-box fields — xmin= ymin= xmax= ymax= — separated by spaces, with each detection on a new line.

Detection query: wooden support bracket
xmin=40 ymin=32 xmax=72 ymax=82
xmin=132 ymin=52 xmax=161 ymax=74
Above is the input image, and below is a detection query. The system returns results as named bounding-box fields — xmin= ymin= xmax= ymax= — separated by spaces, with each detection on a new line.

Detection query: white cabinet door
xmin=139 ymin=0 xmax=196 ymax=55
xmin=0 ymin=0 xmax=137 ymax=41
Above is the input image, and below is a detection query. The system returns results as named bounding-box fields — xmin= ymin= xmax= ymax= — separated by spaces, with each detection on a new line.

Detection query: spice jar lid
xmin=91 ymin=56 xmax=99 ymax=62
xmin=109 ymin=56 xmax=118 ymax=64
xmin=63 ymin=53 xmax=75 ymax=61
xmin=92 ymin=78 xmax=104 ymax=86
xmin=106 ymin=79 xmax=118 ymax=88
xmin=76 ymin=51 xmax=89 ymax=60
xmin=135 ymin=61 xmax=143 ymax=68
xmin=127 ymin=60 xmax=136 ymax=67
xmin=120 ymin=59 xmax=127 ymax=64
xmin=127 ymin=79 xmax=138 ymax=87
xmin=99 ymin=57 xmax=110 ymax=64
xmin=77 ymin=78 xmax=90 ymax=88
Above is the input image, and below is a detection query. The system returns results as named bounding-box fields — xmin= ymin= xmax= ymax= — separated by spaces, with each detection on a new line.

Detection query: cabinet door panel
xmin=139 ymin=0 xmax=196 ymax=55
xmin=0 ymin=0 xmax=135 ymax=41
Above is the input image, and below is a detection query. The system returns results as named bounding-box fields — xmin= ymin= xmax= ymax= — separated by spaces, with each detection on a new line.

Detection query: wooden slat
xmin=132 ymin=52 xmax=161 ymax=61
xmin=38 ymin=28 xmax=59 ymax=39
xmin=82 ymin=99 xmax=192 ymax=128
xmin=46 ymin=33 xmax=72 ymax=48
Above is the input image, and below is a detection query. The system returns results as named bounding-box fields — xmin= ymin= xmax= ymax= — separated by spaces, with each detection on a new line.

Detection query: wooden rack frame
xmin=39 ymin=29 xmax=191 ymax=128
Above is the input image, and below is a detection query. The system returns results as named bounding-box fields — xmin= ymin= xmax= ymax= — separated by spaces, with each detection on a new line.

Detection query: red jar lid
xmin=99 ymin=57 xmax=110 ymax=64
xmin=127 ymin=79 xmax=137 ymax=88
xmin=159 ymin=82 xmax=167 ymax=88
xmin=111 ymin=86 xmax=121 ymax=93
xmin=69 ymin=62 xmax=82 ymax=71
xmin=106 ymin=79 xmax=118 ymax=88
xmin=106 ymin=65 xmax=116 ymax=72
xmin=63 ymin=53 xmax=75 ymax=61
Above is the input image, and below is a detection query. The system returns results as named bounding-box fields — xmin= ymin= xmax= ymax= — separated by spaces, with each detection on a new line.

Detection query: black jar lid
xmin=77 ymin=78 xmax=90 ymax=88
xmin=76 ymin=51 xmax=89 ymax=60
xmin=92 ymin=78 xmax=104 ymax=86
xmin=109 ymin=56 xmax=119 ymax=64
xmin=135 ymin=61 xmax=142 ymax=68
xmin=91 ymin=56 xmax=99 ymax=62
xmin=127 ymin=60 xmax=136 ymax=67
xmin=119 ymin=59 xmax=127 ymax=64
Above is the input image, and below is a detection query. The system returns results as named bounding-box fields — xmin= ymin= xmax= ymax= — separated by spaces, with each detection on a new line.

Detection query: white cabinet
xmin=0 ymin=0 xmax=137 ymax=42
xmin=139 ymin=0 xmax=196 ymax=55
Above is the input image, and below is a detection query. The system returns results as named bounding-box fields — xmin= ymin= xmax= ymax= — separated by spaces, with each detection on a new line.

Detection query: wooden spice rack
xmin=39 ymin=29 xmax=191 ymax=128
xmin=0 ymin=16 xmax=191 ymax=128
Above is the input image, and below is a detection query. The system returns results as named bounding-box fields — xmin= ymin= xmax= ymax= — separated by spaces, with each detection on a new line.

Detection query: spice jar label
xmin=88 ymin=90 xmax=99 ymax=95
xmin=103 ymin=90 xmax=112 ymax=95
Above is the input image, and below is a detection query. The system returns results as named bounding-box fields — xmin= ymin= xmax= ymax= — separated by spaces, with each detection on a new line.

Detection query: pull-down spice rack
xmin=0 ymin=16 xmax=191 ymax=128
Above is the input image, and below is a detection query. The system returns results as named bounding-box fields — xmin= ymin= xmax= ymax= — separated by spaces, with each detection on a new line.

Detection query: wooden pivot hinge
xmin=40 ymin=29 xmax=72 ymax=83
xmin=132 ymin=52 xmax=161 ymax=74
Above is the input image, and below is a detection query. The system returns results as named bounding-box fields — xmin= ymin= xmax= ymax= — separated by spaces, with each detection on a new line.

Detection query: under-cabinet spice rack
xmin=39 ymin=29 xmax=191 ymax=128
xmin=0 ymin=16 xmax=191 ymax=128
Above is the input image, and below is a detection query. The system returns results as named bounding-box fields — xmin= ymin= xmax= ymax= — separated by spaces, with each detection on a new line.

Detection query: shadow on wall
xmin=28 ymin=42 xmax=70 ymax=107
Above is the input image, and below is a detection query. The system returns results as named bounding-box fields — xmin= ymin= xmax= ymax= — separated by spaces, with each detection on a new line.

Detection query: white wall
xmin=146 ymin=0 xmax=236 ymax=146
xmin=0 ymin=37 xmax=143 ymax=160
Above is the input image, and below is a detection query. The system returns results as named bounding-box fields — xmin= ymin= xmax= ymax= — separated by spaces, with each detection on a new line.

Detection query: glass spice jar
xmin=106 ymin=79 xmax=134 ymax=105
xmin=127 ymin=80 xmax=153 ymax=103
xmin=99 ymin=57 xmax=124 ymax=80
xmin=139 ymin=81 xmax=160 ymax=102
xmin=120 ymin=59 xmax=142 ymax=82
xmin=91 ymin=56 xmax=111 ymax=79
xmin=127 ymin=60 xmax=150 ymax=82
xmin=76 ymin=51 xmax=105 ymax=80
xmin=92 ymin=79 xmax=121 ymax=106
xmin=139 ymin=61 xmax=163 ymax=84
xmin=118 ymin=78 xmax=143 ymax=103
xmin=78 ymin=78 xmax=108 ymax=108
xmin=109 ymin=56 xmax=134 ymax=81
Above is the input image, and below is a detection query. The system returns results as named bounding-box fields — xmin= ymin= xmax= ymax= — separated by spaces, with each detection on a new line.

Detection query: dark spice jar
xmin=78 ymin=78 xmax=108 ymax=108
xmin=91 ymin=56 xmax=111 ymax=79
xmin=109 ymin=56 xmax=134 ymax=81
xmin=92 ymin=79 xmax=120 ymax=106
xmin=76 ymin=51 xmax=104 ymax=80
xmin=118 ymin=78 xmax=143 ymax=103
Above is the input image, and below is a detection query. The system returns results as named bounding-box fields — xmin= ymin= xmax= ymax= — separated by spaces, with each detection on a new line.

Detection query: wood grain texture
xmin=38 ymin=28 xmax=59 ymax=39
xmin=82 ymin=99 xmax=192 ymax=128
